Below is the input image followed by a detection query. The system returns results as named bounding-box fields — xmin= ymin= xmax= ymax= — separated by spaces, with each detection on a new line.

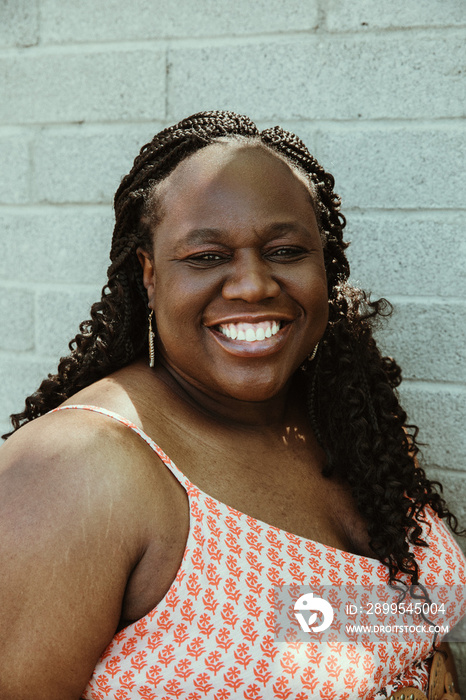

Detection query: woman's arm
xmin=0 ymin=411 xmax=147 ymax=700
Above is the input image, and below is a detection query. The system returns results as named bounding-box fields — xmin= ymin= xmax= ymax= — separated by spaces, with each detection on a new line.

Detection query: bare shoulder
xmin=0 ymin=402 xmax=157 ymax=515
xmin=0 ymin=405 xmax=161 ymax=700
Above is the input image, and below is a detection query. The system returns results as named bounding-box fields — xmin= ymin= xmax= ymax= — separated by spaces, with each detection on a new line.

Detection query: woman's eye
xmin=186 ymin=252 xmax=227 ymax=265
xmin=267 ymin=247 xmax=306 ymax=260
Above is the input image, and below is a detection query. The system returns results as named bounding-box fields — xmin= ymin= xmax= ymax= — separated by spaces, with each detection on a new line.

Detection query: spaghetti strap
xmin=51 ymin=404 xmax=187 ymax=487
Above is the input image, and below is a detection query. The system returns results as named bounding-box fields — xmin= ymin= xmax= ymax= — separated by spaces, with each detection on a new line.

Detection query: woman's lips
xmin=206 ymin=319 xmax=292 ymax=357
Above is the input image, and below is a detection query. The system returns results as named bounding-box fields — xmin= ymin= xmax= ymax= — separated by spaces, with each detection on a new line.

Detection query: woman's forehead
xmin=152 ymin=140 xmax=314 ymax=218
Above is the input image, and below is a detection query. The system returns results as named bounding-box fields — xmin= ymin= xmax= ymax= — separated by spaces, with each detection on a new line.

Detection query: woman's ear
xmin=136 ymin=248 xmax=156 ymax=303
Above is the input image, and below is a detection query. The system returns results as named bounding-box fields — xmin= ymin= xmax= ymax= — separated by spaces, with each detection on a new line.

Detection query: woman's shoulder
xmin=0 ymin=365 xmax=172 ymax=559
xmin=0 ymin=378 xmax=160 ymax=557
xmin=1 ymin=396 xmax=143 ymax=487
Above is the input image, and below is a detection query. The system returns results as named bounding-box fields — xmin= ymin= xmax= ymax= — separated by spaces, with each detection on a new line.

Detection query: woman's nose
xmin=222 ymin=252 xmax=281 ymax=303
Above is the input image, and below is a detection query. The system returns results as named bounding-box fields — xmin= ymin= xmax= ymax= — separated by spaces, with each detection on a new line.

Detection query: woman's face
xmin=140 ymin=142 xmax=329 ymax=404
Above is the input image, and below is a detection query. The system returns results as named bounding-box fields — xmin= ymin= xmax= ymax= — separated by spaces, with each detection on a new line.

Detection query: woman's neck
xmin=151 ymin=360 xmax=305 ymax=430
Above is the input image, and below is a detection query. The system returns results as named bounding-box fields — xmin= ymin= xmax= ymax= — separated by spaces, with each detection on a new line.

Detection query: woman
xmin=0 ymin=111 xmax=464 ymax=700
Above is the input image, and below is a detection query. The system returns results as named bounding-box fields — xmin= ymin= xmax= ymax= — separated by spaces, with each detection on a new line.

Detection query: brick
xmin=35 ymin=288 xmax=101 ymax=357
xmin=398 ymin=384 xmax=465 ymax=471
xmin=374 ymin=301 xmax=465 ymax=383
xmin=168 ymin=32 xmax=466 ymax=121
xmin=325 ymin=0 xmax=466 ymax=30
xmin=346 ymin=214 xmax=466 ymax=298
xmin=0 ymin=209 xmax=112 ymax=285
xmin=0 ymin=49 xmax=165 ymax=124
xmin=0 ymin=135 xmax=30 ymax=204
xmin=0 ymin=288 xmax=34 ymax=351
xmin=0 ymin=0 xmax=39 ymax=48
xmin=33 ymin=125 xmax=163 ymax=204
xmin=0 ymin=356 xmax=55 ymax=438
xmin=40 ymin=0 xmax=318 ymax=43
xmin=314 ymin=127 xmax=465 ymax=209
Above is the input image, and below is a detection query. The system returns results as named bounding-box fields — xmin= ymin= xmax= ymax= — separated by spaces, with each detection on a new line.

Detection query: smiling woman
xmin=137 ymin=142 xmax=328 ymax=404
xmin=0 ymin=111 xmax=464 ymax=700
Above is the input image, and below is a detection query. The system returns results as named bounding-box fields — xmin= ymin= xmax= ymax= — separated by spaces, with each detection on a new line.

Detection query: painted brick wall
xmin=1 ymin=0 xmax=465 ymax=686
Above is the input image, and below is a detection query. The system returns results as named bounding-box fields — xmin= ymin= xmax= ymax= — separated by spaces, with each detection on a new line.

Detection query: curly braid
xmin=4 ymin=110 xmax=463 ymax=586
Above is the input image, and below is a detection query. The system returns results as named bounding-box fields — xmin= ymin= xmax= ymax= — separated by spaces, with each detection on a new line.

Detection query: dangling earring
xmin=300 ymin=342 xmax=319 ymax=371
xmin=308 ymin=342 xmax=319 ymax=362
xmin=148 ymin=310 xmax=155 ymax=368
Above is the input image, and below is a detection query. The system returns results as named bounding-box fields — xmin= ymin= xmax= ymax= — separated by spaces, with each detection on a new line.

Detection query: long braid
xmin=4 ymin=111 xmax=463 ymax=587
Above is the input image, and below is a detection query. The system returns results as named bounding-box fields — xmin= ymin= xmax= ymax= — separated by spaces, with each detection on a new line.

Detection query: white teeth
xmin=217 ymin=321 xmax=283 ymax=342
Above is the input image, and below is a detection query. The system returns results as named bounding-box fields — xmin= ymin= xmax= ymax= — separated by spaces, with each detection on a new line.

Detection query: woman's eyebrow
xmin=173 ymin=228 xmax=229 ymax=253
xmin=264 ymin=222 xmax=312 ymax=237
xmin=173 ymin=222 xmax=312 ymax=253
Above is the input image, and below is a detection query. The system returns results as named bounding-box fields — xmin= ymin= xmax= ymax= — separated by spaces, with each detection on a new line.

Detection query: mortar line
xmin=0 ymin=25 xmax=465 ymax=54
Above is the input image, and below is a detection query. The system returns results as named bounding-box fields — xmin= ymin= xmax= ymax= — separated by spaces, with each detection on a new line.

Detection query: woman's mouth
xmin=206 ymin=318 xmax=292 ymax=357
xmin=216 ymin=320 xmax=283 ymax=342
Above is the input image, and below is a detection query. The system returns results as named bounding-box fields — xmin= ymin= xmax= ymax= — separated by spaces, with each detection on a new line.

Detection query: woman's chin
xmin=215 ymin=371 xmax=294 ymax=405
xmin=160 ymin=358 xmax=300 ymax=413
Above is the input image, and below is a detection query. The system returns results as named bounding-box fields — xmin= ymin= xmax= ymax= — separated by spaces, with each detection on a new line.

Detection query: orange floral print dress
xmin=52 ymin=405 xmax=466 ymax=700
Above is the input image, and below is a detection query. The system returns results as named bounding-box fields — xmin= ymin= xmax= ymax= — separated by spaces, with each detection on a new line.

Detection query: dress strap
xmin=51 ymin=404 xmax=187 ymax=487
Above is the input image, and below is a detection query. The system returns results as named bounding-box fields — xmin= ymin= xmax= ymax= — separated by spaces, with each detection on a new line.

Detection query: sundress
xmin=52 ymin=405 xmax=466 ymax=700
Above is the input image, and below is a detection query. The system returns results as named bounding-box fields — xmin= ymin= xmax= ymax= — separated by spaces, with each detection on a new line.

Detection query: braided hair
xmin=4 ymin=110 xmax=463 ymax=585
